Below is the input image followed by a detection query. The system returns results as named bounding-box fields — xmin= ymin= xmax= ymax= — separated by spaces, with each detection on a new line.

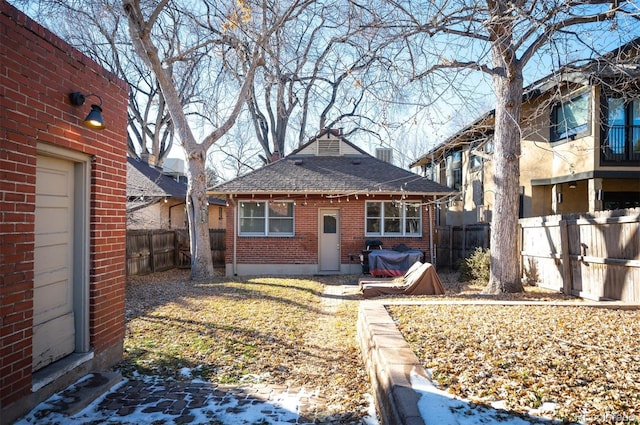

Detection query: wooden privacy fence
xmin=520 ymin=208 xmax=640 ymax=302
xmin=126 ymin=229 xmax=226 ymax=276
xmin=434 ymin=224 xmax=490 ymax=269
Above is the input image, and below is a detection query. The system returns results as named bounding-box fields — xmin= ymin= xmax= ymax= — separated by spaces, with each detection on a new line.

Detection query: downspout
xmin=229 ymin=197 xmax=238 ymax=276
xmin=429 ymin=198 xmax=435 ymax=265
xmin=429 ymin=150 xmax=436 ymax=266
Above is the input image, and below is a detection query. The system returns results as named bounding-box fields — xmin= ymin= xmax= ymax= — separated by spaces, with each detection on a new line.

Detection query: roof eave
xmin=208 ymin=189 xmax=456 ymax=197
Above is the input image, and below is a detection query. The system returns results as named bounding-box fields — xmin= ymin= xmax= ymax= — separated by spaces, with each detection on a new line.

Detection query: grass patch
xmin=122 ymin=270 xmax=371 ymax=419
xmin=123 ymin=274 xmax=323 ymax=383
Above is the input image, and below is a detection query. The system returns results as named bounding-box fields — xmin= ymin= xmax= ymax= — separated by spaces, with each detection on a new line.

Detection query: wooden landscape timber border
xmin=520 ymin=208 xmax=640 ymax=302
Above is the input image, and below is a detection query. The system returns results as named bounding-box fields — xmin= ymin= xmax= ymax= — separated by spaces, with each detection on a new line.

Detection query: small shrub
xmin=458 ymin=247 xmax=490 ymax=284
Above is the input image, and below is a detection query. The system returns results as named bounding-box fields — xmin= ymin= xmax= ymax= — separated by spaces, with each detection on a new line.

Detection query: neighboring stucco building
xmin=210 ymin=129 xmax=453 ymax=276
xmin=411 ymin=38 xmax=640 ymax=227
xmin=0 ymin=2 xmax=128 ymax=423
xmin=127 ymin=157 xmax=227 ymax=230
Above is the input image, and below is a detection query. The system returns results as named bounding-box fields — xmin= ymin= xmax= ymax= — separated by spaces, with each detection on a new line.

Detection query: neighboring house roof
xmin=127 ymin=157 xmax=226 ymax=212
xmin=410 ymin=37 xmax=640 ymax=169
xmin=127 ymin=156 xmax=187 ymax=198
xmin=127 ymin=157 xmax=188 ymax=213
xmin=211 ymin=129 xmax=454 ymax=196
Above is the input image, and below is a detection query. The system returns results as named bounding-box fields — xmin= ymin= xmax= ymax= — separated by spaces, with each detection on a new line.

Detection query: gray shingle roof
xmin=212 ymin=139 xmax=453 ymax=196
xmin=127 ymin=157 xmax=187 ymax=198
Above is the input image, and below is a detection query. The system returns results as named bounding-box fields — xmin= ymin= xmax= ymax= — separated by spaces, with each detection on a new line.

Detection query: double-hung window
xmin=239 ymin=201 xmax=294 ymax=236
xmin=366 ymin=201 xmax=421 ymax=236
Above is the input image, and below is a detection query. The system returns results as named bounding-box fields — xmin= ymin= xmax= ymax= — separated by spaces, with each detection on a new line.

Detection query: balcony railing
xmin=601 ymin=124 xmax=640 ymax=164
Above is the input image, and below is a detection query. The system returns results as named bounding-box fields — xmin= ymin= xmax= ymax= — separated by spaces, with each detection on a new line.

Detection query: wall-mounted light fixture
xmin=556 ymin=192 xmax=563 ymax=203
xmin=69 ymin=92 xmax=106 ymax=130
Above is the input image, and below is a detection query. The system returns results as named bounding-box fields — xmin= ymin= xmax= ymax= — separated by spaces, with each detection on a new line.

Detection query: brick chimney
xmin=140 ymin=152 xmax=158 ymax=166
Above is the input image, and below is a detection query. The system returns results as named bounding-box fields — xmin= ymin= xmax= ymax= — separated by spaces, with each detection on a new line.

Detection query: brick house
xmin=209 ymin=129 xmax=453 ymax=276
xmin=411 ymin=38 xmax=640 ymax=227
xmin=0 ymin=2 xmax=128 ymax=423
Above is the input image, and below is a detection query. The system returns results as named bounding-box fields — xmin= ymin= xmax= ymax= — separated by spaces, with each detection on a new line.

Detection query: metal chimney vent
xmin=376 ymin=147 xmax=392 ymax=163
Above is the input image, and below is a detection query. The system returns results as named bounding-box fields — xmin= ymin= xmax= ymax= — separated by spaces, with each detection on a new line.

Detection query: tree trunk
xmin=486 ymin=48 xmax=524 ymax=294
xmin=185 ymin=151 xmax=214 ymax=280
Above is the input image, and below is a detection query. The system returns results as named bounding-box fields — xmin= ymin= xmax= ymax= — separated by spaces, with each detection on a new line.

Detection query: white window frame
xmin=365 ymin=201 xmax=422 ymax=237
xmin=239 ymin=201 xmax=294 ymax=236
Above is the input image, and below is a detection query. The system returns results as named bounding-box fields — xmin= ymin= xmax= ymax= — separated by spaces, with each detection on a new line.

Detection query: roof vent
xmin=351 ymin=159 xmax=361 ymax=165
xmin=294 ymin=159 xmax=303 ymax=165
xmin=318 ymin=139 xmax=340 ymax=156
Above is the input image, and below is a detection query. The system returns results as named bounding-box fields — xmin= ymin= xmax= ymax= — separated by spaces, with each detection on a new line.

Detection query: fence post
xmin=148 ymin=231 xmax=155 ymax=273
xmin=559 ymin=219 xmax=572 ymax=295
xmin=448 ymin=226 xmax=453 ymax=268
xmin=484 ymin=225 xmax=490 ymax=249
xmin=463 ymin=225 xmax=468 ymax=260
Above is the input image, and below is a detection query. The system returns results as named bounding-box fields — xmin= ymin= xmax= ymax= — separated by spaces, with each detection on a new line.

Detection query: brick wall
xmin=0 ymin=1 xmax=128 ymax=419
xmin=225 ymin=195 xmax=436 ymax=267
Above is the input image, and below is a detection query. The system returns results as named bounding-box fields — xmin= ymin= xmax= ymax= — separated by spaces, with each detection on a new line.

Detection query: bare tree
xmin=362 ymin=0 xmax=640 ymax=293
xmin=208 ymin=120 xmax=264 ymax=180
xmin=122 ymin=0 xmax=318 ymax=279
xmin=16 ymin=0 xmax=182 ymax=166
xmin=238 ymin=1 xmax=402 ymax=161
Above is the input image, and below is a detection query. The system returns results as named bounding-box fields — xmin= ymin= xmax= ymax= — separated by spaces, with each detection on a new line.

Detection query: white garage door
xmin=33 ymin=155 xmax=76 ymax=371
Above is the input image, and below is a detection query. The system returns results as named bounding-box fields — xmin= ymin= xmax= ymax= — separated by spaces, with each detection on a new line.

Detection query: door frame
xmin=36 ymin=143 xmax=91 ymax=356
xmin=318 ymin=208 xmax=341 ymax=272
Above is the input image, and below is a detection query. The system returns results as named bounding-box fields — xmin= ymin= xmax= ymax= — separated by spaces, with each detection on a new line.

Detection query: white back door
xmin=319 ymin=209 xmax=340 ymax=271
xmin=33 ymin=155 xmax=75 ymax=371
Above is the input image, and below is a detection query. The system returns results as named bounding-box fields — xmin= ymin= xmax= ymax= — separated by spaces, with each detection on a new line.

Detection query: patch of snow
xmin=15 ymin=374 xmax=381 ymax=425
xmin=410 ymin=368 xmax=564 ymax=424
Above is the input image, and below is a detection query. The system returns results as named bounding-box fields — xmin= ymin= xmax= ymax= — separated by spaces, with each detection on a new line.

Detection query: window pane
xmin=269 ymin=202 xmax=293 ymax=218
xmin=366 ymin=202 xmax=382 ymax=234
xmin=384 ymin=203 xmax=402 ymax=234
xmin=323 ymin=215 xmax=337 ymax=234
xmin=607 ymin=97 xmax=626 ymax=155
xmin=552 ymin=93 xmax=589 ymax=141
xmin=485 ymin=140 xmax=494 ymax=154
xmin=405 ymin=218 xmax=420 ymax=234
xmin=445 ymin=152 xmax=463 ymax=189
xmin=405 ymin=203 xmax=421 ymax=235
xmin=446 ymin=151 xmax=462 ymax=168
xmin=240 ymin=202 xmax=265 ymax=218
xmin=240 ymin=218 xmax=265 ymax=233
xmin=269 ymin=218 xmax=293 ymax=234
xmin=366 ymin=202 xmax=381 ymax=217
xmin=447 ymin=168 xmax=462 ymax=190
xmin=240 ymin=202 xmax=265 ymax=234
xmin=384 ymin=202 xmax=401 ymax=218
xmin=384 ymin=218 xmax=401 ymax=233
xmin=405 ymin=203 xmax=420 ymax=217
xmin=366 ymin=219 xmax=380 ymax=233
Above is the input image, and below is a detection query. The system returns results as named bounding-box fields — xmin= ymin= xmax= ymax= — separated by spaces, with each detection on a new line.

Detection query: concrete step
xmin=48 ymin=371 xmax=122 ymax=416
